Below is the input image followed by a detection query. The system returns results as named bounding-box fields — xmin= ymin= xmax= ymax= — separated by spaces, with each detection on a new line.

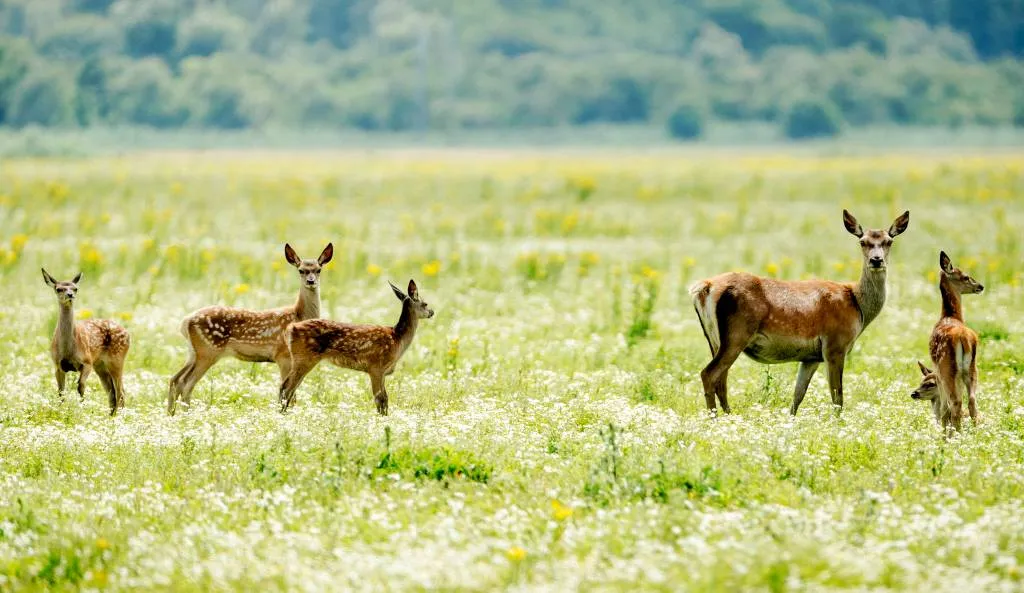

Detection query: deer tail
xmin=690 ymin=280 xmax=720 ymax=355
xmin=954 ymin=337 xmax=973 ymax=375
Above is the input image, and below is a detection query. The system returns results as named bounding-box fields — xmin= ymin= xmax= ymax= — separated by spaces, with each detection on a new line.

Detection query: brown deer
xmin=42 ymin=269 xmax=130 ymax=415
xmin=690 ymin=209 xmax=910 ymax=415
xmin=911 ymin=251 xmax=983 ymax=431
xmin=167 ymin=243 xmax=333 ymax=414
xmin=278 ymin=279 xmax=434 ymax=415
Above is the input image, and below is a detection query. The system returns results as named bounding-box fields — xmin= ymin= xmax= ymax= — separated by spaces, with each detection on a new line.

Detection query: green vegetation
xmin=0 ymin=0 xmax=1021 ymax=135
xmin=0 ymin=150 xmax=1022 ymax=589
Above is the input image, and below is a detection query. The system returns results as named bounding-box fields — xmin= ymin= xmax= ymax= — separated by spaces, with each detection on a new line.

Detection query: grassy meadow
xmin=0 ymin=150 xmax=1023 ymax=591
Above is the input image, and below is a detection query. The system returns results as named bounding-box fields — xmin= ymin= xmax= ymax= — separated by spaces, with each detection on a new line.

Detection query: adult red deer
xmin=911 ymin=251 xmax=984 ymax=431
xmin=690 ymin=209 xmax=910 ymax=414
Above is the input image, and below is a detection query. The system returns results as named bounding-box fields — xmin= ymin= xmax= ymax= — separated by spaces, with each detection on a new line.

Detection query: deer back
xmin=185 ymin=305 xmax=297 ymax=355
xmin=287 ymin=319 xmax=400 ymax=373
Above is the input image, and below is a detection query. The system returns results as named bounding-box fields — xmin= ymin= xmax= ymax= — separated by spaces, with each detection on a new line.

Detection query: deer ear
xmin=407 ymin=279 xmax=418 ymax=300
xmin=284 ymin=243 xmax=301 ymax=268
xmin=42 ymin=268 xmax=57 ymax=287
xmin=842 ymin=209 xmax=863 ymax=238
xmin=317 ymin=242 xmax=334 ymax=266
xmin=72 ymin=271 xmax=83 ymax=284
xmin=389 ymin=281 xmax=406 ymax=302
xmin=918 ymin=361 xmax=932 ymax=376
xmin=939 ymin=251 xmax=954 ymax=274
xmin=888 ymin=210 xmax=910 ymax=238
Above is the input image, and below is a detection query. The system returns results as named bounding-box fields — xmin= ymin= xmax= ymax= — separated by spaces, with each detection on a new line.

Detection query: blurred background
xmin=0 ymin=0 xmax=1022 ymax=149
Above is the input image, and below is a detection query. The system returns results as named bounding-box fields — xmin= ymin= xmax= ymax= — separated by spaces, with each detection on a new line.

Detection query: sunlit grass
xmin=0 ymin=151 xmax=1023 ymax=591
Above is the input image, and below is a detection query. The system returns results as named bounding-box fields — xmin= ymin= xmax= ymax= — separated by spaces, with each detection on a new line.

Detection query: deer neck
xmin=56 ymin=302 xmax=77 ymax=359
xmin=855 ymin=265 xmax=887 ymax=329
xmin=294 ymin=286 xmax=321 ymax=320
xmin=393 ymin=300 xmax=418 ymax=355
xmin=939 ymin=275 xmax=964 ymax=322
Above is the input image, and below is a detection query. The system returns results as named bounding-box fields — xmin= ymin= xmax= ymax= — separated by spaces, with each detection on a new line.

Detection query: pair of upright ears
xmin=284 ymin=243 xmax=334 ymax=267
xmin=842 ymin=210 xmax=911 ymax=239
xmin=42 ymin=268 xmax=82 ymax=286
xmin=389 ymin=279 xmax=419 ymax=302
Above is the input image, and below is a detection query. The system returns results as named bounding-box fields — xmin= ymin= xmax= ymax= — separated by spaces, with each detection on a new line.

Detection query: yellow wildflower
xmin=77 ymin=309 xmax=94 ymax=320
xmin=764 ymin=262 xmax=779 ymax=277
xmin=551 ymin=499 xmax=573 ymax=521
xmin=10 ymin=234 xmax=28 ymax=253
xmin=367 ymin=264 xmax=382 ymax=277
xmin=234 ymin=283 xmax=250 ymax=295
xmin=506 ymin=546 xmax=527 ymax=562
xmin=421 ymin=260 xmax=441 ymax=277
xmin=116 ymin=312 xmax=133 ymax=322
xmin=96 ymin=537 xmax=110 ymax=550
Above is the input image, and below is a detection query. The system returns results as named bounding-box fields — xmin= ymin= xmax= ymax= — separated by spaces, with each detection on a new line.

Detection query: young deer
xmin=167 ymin=243 xmax=333 ymax=414
xmin=690 ymin=209 xmax=910 ymax=415
xmin=42 ymin=269 xmax=130 ymax=415
xmin=278 ymin=279 xmax=434 ymax=414
xmin=911 ymin=251 xmax=984 ymax=431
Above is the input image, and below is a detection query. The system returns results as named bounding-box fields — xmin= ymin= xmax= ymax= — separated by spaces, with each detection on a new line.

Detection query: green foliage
xmin=0 ymin=38 xmax=33 ymax=125
xmin=8 ymin=68 xmax=75 ymax=128
xmin=666 ymin=101 xmax=706 ymax=140
xmin=0 ymin=0 xmax=1020 ymax=132
xmin=784 ymin=97 xmax=843 ymax=139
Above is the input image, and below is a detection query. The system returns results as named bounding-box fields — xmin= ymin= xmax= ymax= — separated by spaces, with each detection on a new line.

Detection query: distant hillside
xmin=0 ymin=0 xmax=1022 ymax=134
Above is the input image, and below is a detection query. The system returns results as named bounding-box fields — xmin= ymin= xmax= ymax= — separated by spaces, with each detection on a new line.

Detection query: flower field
xmin=1 ymin=150 xmax=1023 ymax=591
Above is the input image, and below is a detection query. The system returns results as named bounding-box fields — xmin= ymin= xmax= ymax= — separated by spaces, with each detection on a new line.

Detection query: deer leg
xmin=370 ymin=372 xmax=388 ymax=416
xmin=279 ymin=362 xmax=316 ymax=412
xmin=77 ymin=364 xmax=92 ymax=402
xmin=967 ymin=358 xmax=979 ymax=424
xmin=109 ymin=362 xmax=126 ymax=410
xmin=938 ymin=360 xmax=963 ymax=432
xmin=714 ymin=369 xmax=731 ymax=414
xmin=178 ymin=355 xmax=218 ymax=411
xmin=167 ymin=355 xmax=195 ymax=415
xmin=96 ymin=368 xmax=116 ymax=415
xmin=790 ymin=361 xmax=820 ymax=415
xmin=699 ymin=325 xmax=752 ymax=414
xmin=55 ymin=368 xmax=66 ymax=399
xmin=824 ymin=351 xmax=845 ymax=410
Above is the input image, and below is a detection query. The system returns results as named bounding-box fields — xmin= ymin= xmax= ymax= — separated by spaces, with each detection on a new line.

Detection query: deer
xmin=278 ymin=279 xmax=434 ymax=415
xmin=167 ymin=243 xmax=333 ymax=415
xmin=911 ymin=251 xmax=984 ymax=431
xmin=42 ymin=269 xmax=130 ymax=415
xmin=689 ymin=209 xmax=910 ymax=415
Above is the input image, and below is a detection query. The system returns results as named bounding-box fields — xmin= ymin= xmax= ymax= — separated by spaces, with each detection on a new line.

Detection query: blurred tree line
xmin=0 ymin=0 xmax=1022 ymax=137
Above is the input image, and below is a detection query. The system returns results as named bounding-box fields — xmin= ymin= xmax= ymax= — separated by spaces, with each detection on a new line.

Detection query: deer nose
xmin=869 ymin=256 xmax=884 ymax=267
xmin=977 ymin=284 xmax=985 ymax=292
xmin=911 ymin=391 xmax=919 ymax=399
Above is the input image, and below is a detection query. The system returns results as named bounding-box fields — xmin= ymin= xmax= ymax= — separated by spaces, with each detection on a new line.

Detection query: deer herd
xmin=40 ymin=208 xmax=986 ymax=435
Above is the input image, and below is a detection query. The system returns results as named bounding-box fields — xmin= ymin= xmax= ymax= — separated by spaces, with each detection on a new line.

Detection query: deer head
xmin=285 ymin=243 xmax=333 ymax=291
xmin=843 ymin=209 xmax=910 ymax=272
xmin=939 ymin=251 xmax=984 ymax=295
xmin=42 ymin=268 xmax=83 ymax=305
xmin=389 ymin=279 xmax=434 ymax=319
xmin=911 ymin=361 xmax=939 ymax=402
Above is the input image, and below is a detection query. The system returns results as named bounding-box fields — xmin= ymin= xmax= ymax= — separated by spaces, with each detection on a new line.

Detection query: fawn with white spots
xmin=167 ymin=243 xmax=333 ymax=414
xmin=42 ymin=269 xmax=130 ymax=415
xmin=690 ymin=209 xmax=910 ymax=415
xmin=278 ymin=279 xmax=434 ymax=415
xmin=912 ymin=251 xmax=984 ymax=431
